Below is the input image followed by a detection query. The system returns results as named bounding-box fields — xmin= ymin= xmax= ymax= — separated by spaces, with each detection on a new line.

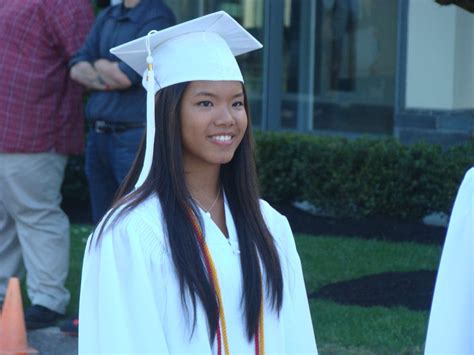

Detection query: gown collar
xmin=197 ymin=191 xmax=240 ymax=253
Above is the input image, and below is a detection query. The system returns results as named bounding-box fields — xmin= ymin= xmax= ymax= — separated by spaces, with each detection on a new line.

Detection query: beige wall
xmin=406 ymin=0 xmax=474 ymax=110
xmin=453 ymin=9 xmax=474 ymax=109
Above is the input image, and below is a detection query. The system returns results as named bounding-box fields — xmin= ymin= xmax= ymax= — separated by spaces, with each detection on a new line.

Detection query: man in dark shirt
xmin=70 ymin=0 xmax=175 ymax=223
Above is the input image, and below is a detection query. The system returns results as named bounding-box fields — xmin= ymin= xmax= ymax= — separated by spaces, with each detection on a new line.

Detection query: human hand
xmin=94 ymin=59 xmax=132 ymax=90
xmin=70 ymin=61 xmax=107 ymax=91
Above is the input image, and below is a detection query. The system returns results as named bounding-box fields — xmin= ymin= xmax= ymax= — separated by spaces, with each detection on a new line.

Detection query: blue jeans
xmin=85 ymin=128 xmax=144 ymax=223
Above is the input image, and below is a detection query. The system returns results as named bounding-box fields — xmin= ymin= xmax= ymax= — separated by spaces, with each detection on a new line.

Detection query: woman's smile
xmin=207 ymin=133 xmax=234 ymax=145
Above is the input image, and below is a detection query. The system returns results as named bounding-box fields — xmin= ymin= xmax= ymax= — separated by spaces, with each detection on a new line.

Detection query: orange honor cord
xmin=254 ymin=282 xmax=265 ymax=355
xmin=188 ymin=209 xmax=264 ymax=355
xmin=259 ymin=294 xmax=265 ymax=353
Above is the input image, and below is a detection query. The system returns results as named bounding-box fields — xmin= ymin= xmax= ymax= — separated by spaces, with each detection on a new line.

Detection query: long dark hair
xmin=95 ymin=81 xmax=283 ymax=342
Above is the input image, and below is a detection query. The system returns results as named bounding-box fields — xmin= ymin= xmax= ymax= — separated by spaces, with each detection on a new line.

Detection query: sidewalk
xmin=28 ymin=327 xmax=77 ymax=355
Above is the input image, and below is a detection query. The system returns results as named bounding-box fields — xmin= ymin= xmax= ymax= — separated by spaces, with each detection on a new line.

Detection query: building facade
xmin=163 ymin=0 xmax=474 ymax=146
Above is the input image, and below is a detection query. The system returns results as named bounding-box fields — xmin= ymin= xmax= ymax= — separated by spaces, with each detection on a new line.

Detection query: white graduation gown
xmin=79 ymin=195 xmax=318 ymax=354
xmin=425 ymin=168 xmax=474 ymax=354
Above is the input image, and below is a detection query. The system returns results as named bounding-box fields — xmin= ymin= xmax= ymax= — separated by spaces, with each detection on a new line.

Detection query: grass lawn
xmin=66 ymin=225 xmax=442 ymax=354
xmin=66 ymin=224 xmax=94 ymax=315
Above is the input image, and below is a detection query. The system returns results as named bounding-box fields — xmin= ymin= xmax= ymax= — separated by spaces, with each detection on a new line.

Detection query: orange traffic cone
xmin=0 ymin=278 xmax=37 ymax=354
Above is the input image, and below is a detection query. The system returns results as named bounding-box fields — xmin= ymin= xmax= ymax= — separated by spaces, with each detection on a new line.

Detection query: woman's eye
xmin=198 ymin=101 xmax=213 ymax=107
xmin=233 ymin=101 xmax=244 ymax=108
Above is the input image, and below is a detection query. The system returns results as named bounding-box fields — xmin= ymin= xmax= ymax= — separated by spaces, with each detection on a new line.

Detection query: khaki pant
xmin=0 ymin=153 xmax=70 ymax=313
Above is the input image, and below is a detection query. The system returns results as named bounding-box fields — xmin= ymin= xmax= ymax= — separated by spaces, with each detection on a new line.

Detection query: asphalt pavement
xmin=27 ymin=327 xmax=77 ymax=355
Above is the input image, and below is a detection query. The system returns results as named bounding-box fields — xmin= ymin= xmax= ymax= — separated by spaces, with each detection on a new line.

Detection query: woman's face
xmin=180 ymin=80 xmax=248 ymax=171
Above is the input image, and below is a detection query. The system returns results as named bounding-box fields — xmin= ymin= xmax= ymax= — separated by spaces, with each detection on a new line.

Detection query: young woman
xmin=79 ymin=11 xmax=318 ymax=355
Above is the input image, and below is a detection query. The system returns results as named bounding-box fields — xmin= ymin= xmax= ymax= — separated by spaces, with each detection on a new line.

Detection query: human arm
xmin=79 ymin=216 xmax=170 ymax=353
xmin=111 ymin=15 xmax=177 ymax=86
xmin=424 ymin=168 xmax=474 ymax=354
xmin=66 ymin=6 xmax=127 ymax=91
xmin=279 ymin=216 xmax=319 ymax=353
xmin=69 ymin=59 xmax=132 ymax=91
xmin=73 ymin=58 xmax=154 ymax=93
xmin=260 ymin=201 xmax=319 ymax=354
xmin=68 ymin=8 xmax=107 ymax=89
xmin=93 ymin=59 xmax=132 ymax=90
xmin=69 ymin=61 xmax=107 ymax=91
xmin=46 ymin=0 xmax=94 ymax=59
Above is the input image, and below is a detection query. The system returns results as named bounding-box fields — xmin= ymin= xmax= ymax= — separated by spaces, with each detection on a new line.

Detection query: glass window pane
xmin=314 ymin=0 xmax=397 ymax=134
xmin=282 ymin=0 xmax=397 ymax=134
xmin=282 ymin=0 xmax=315 ymax=129
xmin=219 ymin=0 xmax=265 ymax=127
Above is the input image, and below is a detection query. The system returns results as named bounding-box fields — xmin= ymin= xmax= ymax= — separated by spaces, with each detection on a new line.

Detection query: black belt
xmin=90 ymin=120 xmax=145 ymax=134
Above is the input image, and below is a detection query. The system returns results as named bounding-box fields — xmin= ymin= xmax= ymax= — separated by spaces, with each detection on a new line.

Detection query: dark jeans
xmin=85 ymin=128 xmax=143 ymax=223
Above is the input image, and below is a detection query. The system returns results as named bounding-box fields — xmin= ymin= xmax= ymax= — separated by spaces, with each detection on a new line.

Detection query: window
xmin=283 ymin=0 xmax=397 ymax=134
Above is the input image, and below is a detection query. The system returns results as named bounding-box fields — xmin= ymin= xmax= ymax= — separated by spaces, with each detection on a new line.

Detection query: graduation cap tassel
xmin=135 ymin=31 xmax=158 ymax=189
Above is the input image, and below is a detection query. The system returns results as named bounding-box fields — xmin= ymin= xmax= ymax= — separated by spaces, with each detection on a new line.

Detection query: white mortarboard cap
xmin=110 ymin=11 xmax=262 ymax=188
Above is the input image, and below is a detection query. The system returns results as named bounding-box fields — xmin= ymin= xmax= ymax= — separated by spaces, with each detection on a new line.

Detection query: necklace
xmin=187 ymin=209 xmax=264 ymax=355
xmin=194 ymin=188 xmax=221 ymax=216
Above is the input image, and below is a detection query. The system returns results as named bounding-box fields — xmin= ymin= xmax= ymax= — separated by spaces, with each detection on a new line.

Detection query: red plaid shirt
xmin=0 ymin=0 xmax=93 ymax=154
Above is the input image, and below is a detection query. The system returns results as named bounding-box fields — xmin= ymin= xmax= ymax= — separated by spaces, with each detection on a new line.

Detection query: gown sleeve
xmin=78 ymin=214 xmax=170 ymax=354
xmin=277 ymin=213 xmax=319 ymax=354
xmin=425 ymin=168 xmax=474 ymax=354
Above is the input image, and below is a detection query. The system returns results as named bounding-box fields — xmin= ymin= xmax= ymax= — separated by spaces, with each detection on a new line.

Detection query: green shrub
xmin=255 ymin=131 xmax=474 ymax=219
xmin=62 ymin=155 xmax=88 ymax=202
xmin=62 ymin=132 xmax=474 ymax=220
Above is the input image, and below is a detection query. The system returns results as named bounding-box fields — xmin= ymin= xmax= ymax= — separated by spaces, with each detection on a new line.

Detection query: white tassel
xmin=135 ymin=31 xmax=157 ymax=188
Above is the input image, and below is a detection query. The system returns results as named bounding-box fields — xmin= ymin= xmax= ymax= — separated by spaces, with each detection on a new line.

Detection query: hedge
xmin=62 ymin=132 xmax=474 ymax=220
xmin=255 ymin=131 xmax=474 ymax=219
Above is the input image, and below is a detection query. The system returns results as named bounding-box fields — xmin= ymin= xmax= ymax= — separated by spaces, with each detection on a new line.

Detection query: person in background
xmin=425 ymin=167 xmax=473 ymax=354
xmin=56 ymin=0 xmax=174 ymax=336
xmin=0 ymin=0 xmax=93 ymax=329
xmin=69 ymin=0 xmax=175 ymax=224
xmin=79 ymin=11 xmax=318 ymax=354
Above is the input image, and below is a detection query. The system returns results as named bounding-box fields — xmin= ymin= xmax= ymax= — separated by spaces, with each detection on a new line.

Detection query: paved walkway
xmin=28 ymin=327 xmax=77 ymax=355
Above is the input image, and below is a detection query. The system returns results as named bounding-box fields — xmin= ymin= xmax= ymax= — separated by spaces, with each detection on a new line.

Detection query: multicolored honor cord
xmin=188 ymin=209 xmax=264 ymax=355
